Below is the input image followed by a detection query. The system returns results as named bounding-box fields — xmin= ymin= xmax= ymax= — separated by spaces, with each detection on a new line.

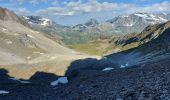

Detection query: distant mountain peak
xmin=85 ymin=18 xmax=99 ymax=26
xmin=0 ymin=7 xmax=20 ymax=21
xmin=0 ymin=7 xmax=30 ymax=27
xmin=22 ymin=16 xmax=52 ymax=26
xmin=106 ymin=12 xmax=169 ymax=34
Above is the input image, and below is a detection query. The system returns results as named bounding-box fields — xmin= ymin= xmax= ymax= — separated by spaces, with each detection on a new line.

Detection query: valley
xmin=0 ymin=2 xmax=170 ymax=99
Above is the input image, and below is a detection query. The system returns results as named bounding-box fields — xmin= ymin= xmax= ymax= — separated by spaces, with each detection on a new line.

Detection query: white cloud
xmin=15 ymin=8 xmax=30 ymax=15
xmin=3 ymin=0 xmax=170 ymax=25
xmin=51 ymin=0 xmax=59 ymax=6
xmin=10 ymin=0 xmax=55 ymax=5
xmin=32 ymin=0 xmax=170 ymax=25
xmin=29 ymin=0 xmax=39 ymax=5
xmin=17 ymin=0 xmax=24 ymax=5
xmin=9 ymin=0 xmax=25 ymax=5
xmin=142 ymin=1 xmax=170 ymax=12
xmin=6 ymin=0 xmax=170 ymax=16
xmin=36 ymin=0 xmax=136 ymax=16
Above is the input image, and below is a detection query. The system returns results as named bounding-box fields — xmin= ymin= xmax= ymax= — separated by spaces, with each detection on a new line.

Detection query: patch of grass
xmin=122 ymin=42 xmax=139 ymax=51
xmin=68 ymin=40 xmax=109 ymax=56
xmin=68 ymin=40 xmax=140 ymax=56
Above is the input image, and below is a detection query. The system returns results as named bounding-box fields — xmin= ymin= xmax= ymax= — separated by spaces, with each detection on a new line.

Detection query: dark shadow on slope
xmin=0 ymin=68 xmax=60 ymax=86
xmin=0 ymin=69 xmax=62 ymax=100
xmin=0 ymin=69 xmax=11 ymax=84
xmin=0 ymin=68 xmax=21 ymax=85
xmin=65 ymin=28 xmax=170 ymax=79
xmin=65 ymin=57 xmax=120 ymax=78
xmin=29 ymin=71 xmax=60 ymax=85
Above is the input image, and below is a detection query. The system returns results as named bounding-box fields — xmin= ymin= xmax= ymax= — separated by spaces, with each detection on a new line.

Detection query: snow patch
xmin=124 ymin=23 xmax=134 ymax=26
xmin=6 ymin=40 xmax=12 ymax=44
xmin=41 ymin=18 xmax=50 ymax=26
xmin=158 ymin=17 xmax=168 ymax=22
xmin=23 ymin=16 xmax=29 ymax=20
xmin=51 ymin=56 xmax=57 ymax=60
xmin=0 ymin=90 xmax=9 ymax=94
xmin=26 ymin=56 xmax=31 ymax=60
xmin=2 ymin=28 xmax=8 ymax=31
xmin=51 ymin=77 xmax=68 ymax=86
xmin=135 ymin=13 xmax=148 ymax=18
xmin=9 ymin=78 xmax=31 ymax=84
xmin=134 ymin=13 xmax=167 ymax=23
xmin=120 ymin=63 xmax=129 ymax=68
xmin=121 ymin=15 xmax=129 ymax=17
xmin=33 ymin=52 xmax=44 ymax=55
xmin=28 ymin=21 xmax=33 ymax=24
xmin=27 ymin=34 xmax=34 ymax=38
xmin=20 ymin=79 xmax=31 ymax=84
xmin=71 ymin=51 xmax=76 ymax=54
xmin=102 ymin=67 xmax=114 ymax=71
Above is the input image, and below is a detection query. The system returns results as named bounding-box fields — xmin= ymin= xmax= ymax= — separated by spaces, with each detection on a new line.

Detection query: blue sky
xmin=0 ymin=0 xmax=170 ymax=25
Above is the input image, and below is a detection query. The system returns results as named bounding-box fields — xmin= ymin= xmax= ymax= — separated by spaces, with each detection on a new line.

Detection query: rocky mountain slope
xmin=0 ymin=15 xmax=170 ymax=100
xmin=23 ymin=13 xmax=170 ymax=56
xmin=0 ymin=7 xmax=99 ymax=79
xmin=23 ymin=16 xmax=115 ymax=44
xmin=0 ymin=7 xmax=73 ymax=64
xmin=54 ymin=19 xmax=170 ymax=100
xmin=22 ymin=16 xmax=64 ymax=44
xmin=106 ymin=12 xmax=169 ymax=34
xmin=23 ymin=12 xmax=170 ymax=46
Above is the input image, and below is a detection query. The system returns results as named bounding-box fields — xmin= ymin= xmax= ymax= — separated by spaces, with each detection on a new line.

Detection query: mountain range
xmin=23 ymin=12 xmax=170 ymax=44
xmin=0 ymin=7 xmax=170 ymax=99
xmin=0 ymin=7 xmax=98 ymax=79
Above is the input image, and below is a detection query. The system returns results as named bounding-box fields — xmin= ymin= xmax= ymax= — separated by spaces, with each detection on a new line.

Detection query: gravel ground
xmin=0 ymin=57 xmax=170 ymax=100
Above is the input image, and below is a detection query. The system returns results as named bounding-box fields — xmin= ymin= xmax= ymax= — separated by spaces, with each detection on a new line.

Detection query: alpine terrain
xmin=0 ymin=0 xmax=170 ymax=99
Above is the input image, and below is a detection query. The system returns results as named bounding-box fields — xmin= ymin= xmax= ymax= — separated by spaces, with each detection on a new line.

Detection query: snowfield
xmin=102 ymin=67 xmax=114 ymax=71
xmin=120 ymin=63 xmax=129 ymax=68
xmin=0 ymin=90 xmax=9 ymax=94
xmin=9 ymin=77 xmax=31 ymax=84
xmin=51 ymin=77 xmax=68 ymax=86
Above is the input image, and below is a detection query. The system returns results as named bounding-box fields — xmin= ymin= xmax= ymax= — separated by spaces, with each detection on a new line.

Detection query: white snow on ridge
xmin=40 ymin=18 xmax=50 ymax=26
xmin=23 ymin=16 xmax=29 ymax=20
xmin=134 ymin=13 xmax=168 ymax=22
xmin=51 ymin=77 xmax=68 ymax=86
xmin=0 ymin=90 xmax=9 ymax=94
xmin=124 ymin=23 xmax=134 ymax=26
xmin=102 ymin=67 xmax=114 ymax=71
xmin=121 ymin=15 xmax=129 ymax=18
xmin=135 ymin=13 xmax=148 ymax=18
xmin=23 ymin=16 xmax=51 ymax=26
xmin=158 ymin=17 xmax=168 ymax=22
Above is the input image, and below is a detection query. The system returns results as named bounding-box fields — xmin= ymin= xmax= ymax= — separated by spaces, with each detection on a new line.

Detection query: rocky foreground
xmin=0 ymin=56 xmax=170 ymax=100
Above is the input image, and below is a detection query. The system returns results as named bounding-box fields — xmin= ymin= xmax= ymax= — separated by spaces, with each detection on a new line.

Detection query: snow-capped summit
xmin=106 ymin=12 xmax=169 ymax=34
xmin=23 ymin=16 xmax=52 ymax=26
xmin=133 ymin=12 xmax=168 ymax=24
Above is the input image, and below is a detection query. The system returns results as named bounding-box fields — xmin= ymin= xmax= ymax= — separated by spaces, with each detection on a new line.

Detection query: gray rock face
xmin=22 ymin=16 xmax=52 ymax=26
xmin=19 ymin=34 xmax=37 ymax=48
xmin=84 ymin=18 xmax=99 ymax=26
xmin=0 ymin=7 xmax=30 ymax=27
xmin=22 ymin=16 xmax=64 ymax=44
xmin=106 ymin=12 xmax=169 ymax=34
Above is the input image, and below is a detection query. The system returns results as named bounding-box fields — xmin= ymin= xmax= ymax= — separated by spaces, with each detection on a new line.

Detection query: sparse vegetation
xmin=68 ymin=40 xmax=109 ymax=56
